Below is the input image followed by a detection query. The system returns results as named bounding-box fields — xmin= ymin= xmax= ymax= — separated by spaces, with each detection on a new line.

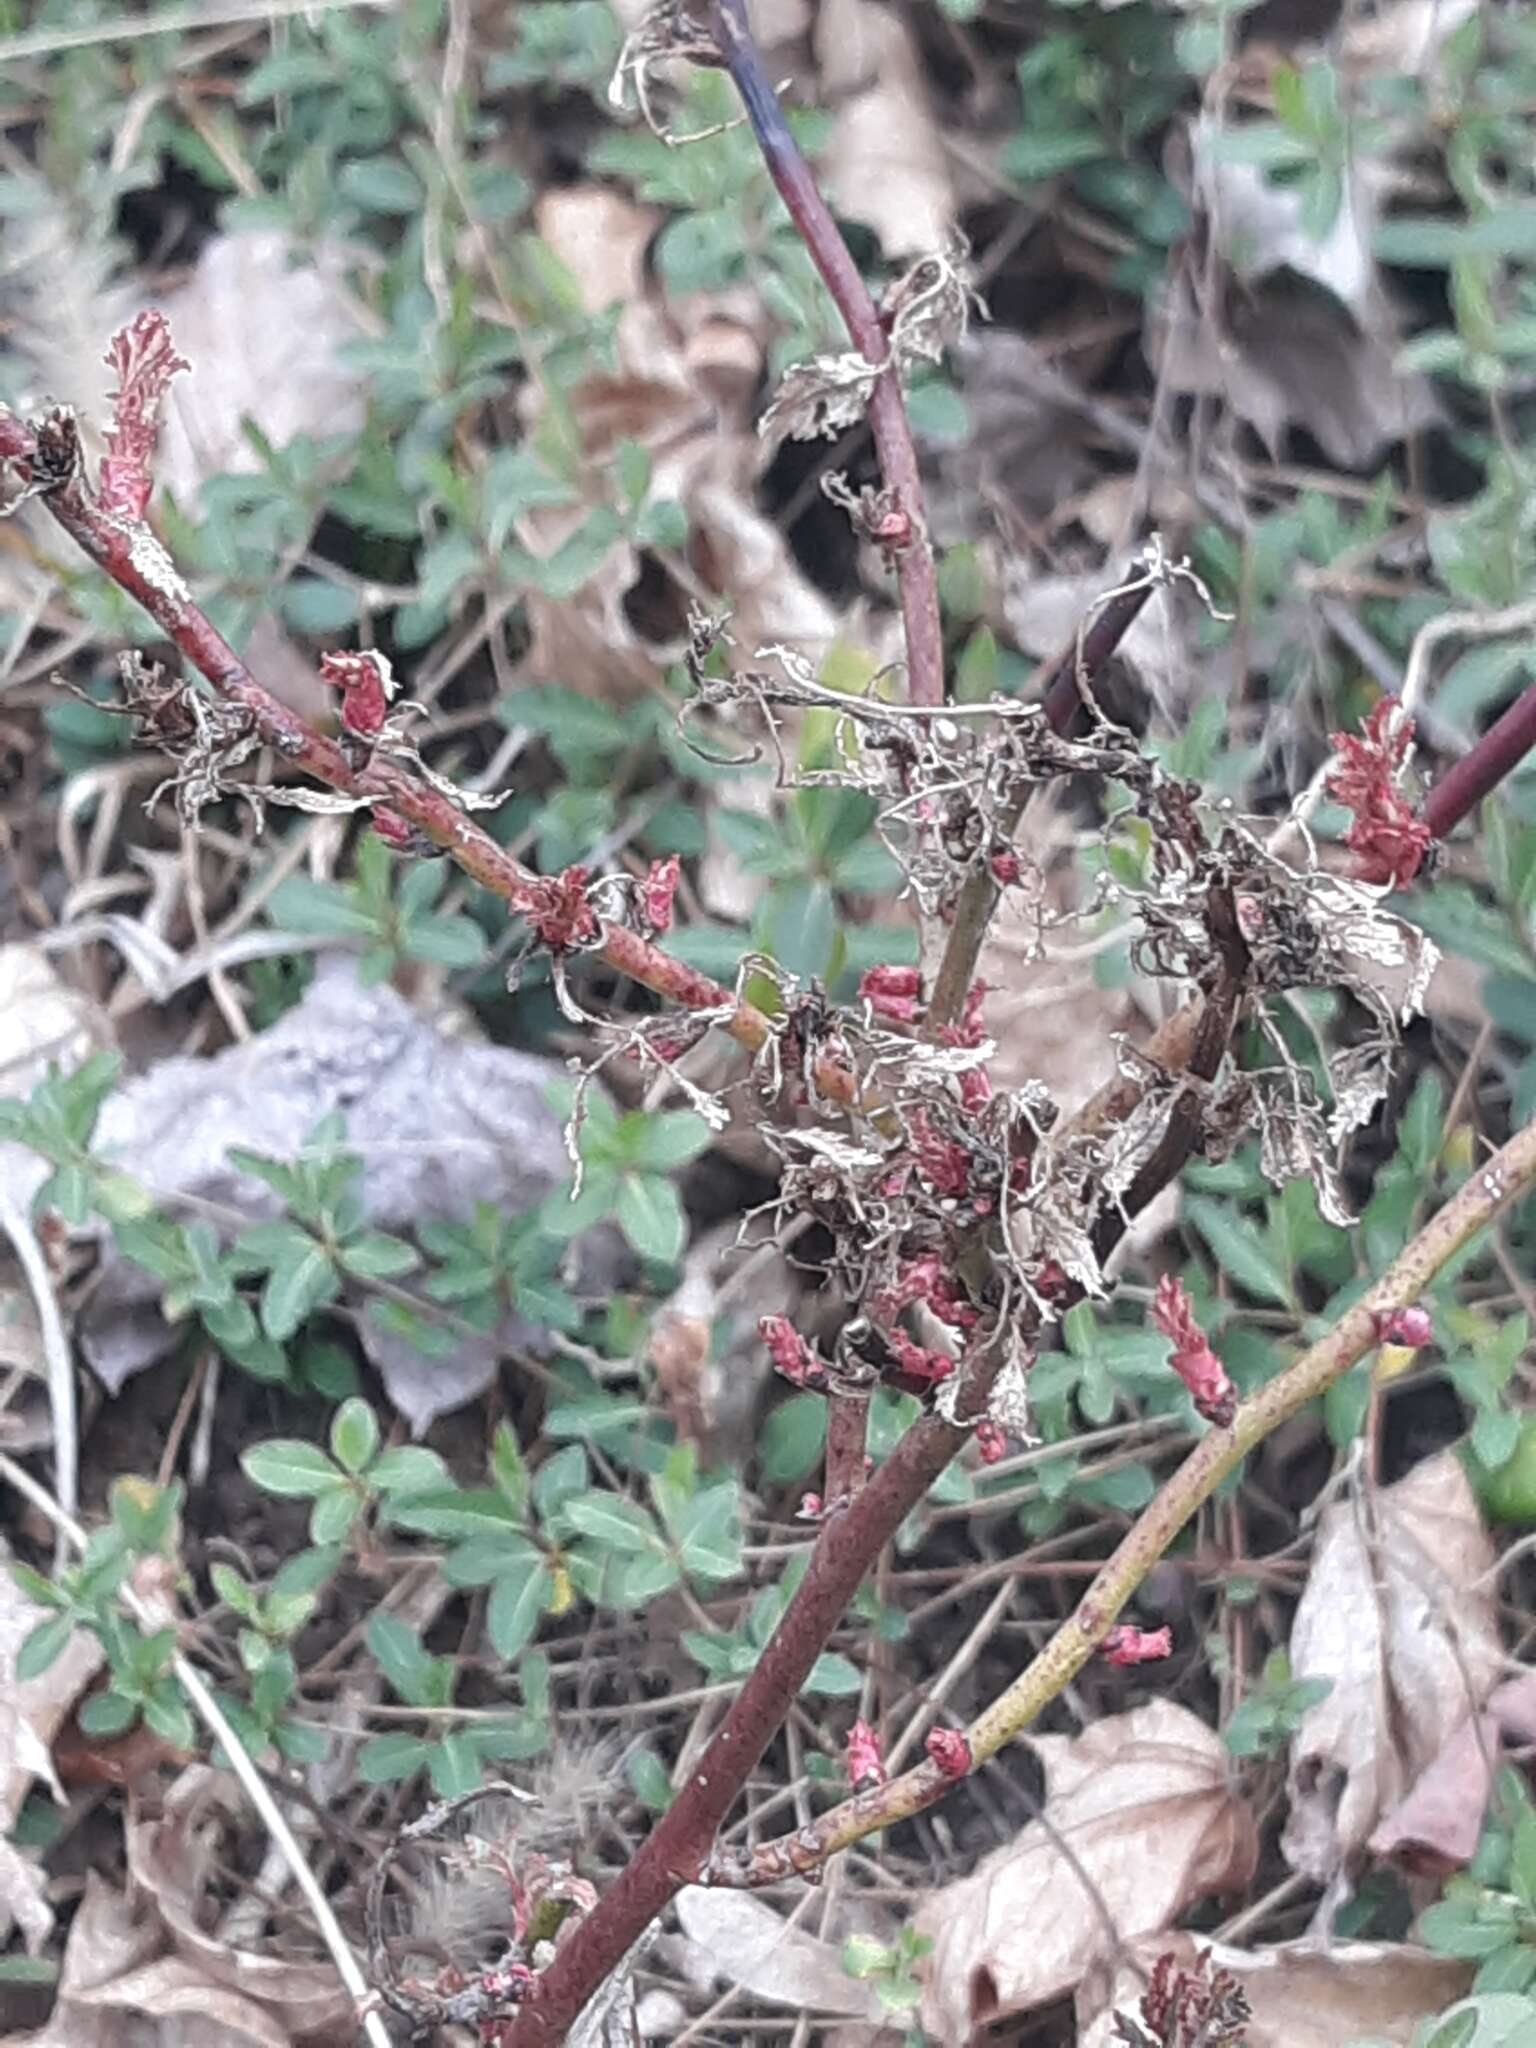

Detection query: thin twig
xmin=696 ymin=1107 xmax=1536 ymax=1886
xmin=0 ymin=1452 xmax=392 ymax=2048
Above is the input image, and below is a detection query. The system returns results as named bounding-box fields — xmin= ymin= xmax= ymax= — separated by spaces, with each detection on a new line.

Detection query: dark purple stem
xmin=709 ymin=0 xmax=945 ymax=710
xmin=1424 ymin=675 xmax=1536 ymax=845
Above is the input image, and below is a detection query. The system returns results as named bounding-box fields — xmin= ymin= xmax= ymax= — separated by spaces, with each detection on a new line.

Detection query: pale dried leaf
xmin=0 ymin=1562 xmax=103 ymax=1950
xmin=129 ymin=1786 xmax=351 ymax=2036
xmin=674 ymin=1889 xmax=883 ymax=2018
xmin=914 ymin=1700 xmax=1257 ymax=2044
xmin=1282 ymin=1451 xmax=1503 ymax=1886
xmin=521 ymin=187 xmax=840 ymax=703
xmin=1077 ymin=1931 xmax=1470 ymax=2048
xmin=758 ymin=350 xmax=881 ymax=448
xmin=73 ymin=1956 xmax=291 ymax=2046
xmin=814 ymin=0 xmax=954 ymax=257
xmin=155 ymin=234 xmax=366 ymax=509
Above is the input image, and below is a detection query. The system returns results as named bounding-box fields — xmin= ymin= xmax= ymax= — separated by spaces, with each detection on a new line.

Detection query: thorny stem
xmin=708 ymin=0 xmax=945 ymax=712
xmin=707 ymin=1109 xmax=1536 ymax=1884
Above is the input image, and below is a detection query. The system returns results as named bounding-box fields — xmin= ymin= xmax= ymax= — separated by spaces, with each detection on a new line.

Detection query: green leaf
xmin=143 ymin=1690 xmax=196 ymax=1751
xmin=371 ymin=1447 xmax=450 ymax=1496
xmin=16 ymin=1613 xmax=75 ymax=1682
xmin=490 ymin=1423 xmax=530 ymax=1515
xmin=280 ymin=577 xmax=359 ymax=636
xmin=241 ymin=1440 xmax=344 ymax=1499
xmin=561 ymin=1492 xmax=663 ymax=1553
xmin=615 ymin=1173 xmax=686 ymax=1263
xmin=330 ymin=1398 xmax=379 ymax=1476
xmin=260 ymin=1239 xmax=338 ymax=1342
xmin=760 ymin=878 xmax=836 ymax=981
xmin=1183 ymin=1196 xmax=1293 ymax=1308
xmin=1509 ymin=1807 xmax=1536 ymax=1912
xmin=308 ymin=1485 xmax=361 ymax=1546
xmin=402 ymin=913 xmax=488 ymax=970
xmin=487 ymin=1564 xmax=554 ymax=1660
xmin=338 ymin=154 xmax=423 ymax=214
xmin=804 ymin=1652 xmax=863 ymax=1696
xmin=367 ymin=1615 xmax=435 ymax=1706
xmin=339 ymin=1231 xmax=420 ymax=1281
xmin=80 ymin=1688 xmax=139 ymax=1737
xmin=628 ymin=1111 xmax=712 ymax=1173
xmin=357 ymin=1732 xmax=429 ymax=1784
xmin=386 ymin=1488 xmax=524 ymax=1540
xmin=533 ymin=1444 xmax=588 ymax=1519
xmin=627 ymin=1746 xmax=673 ymax=1811
xmin=427 ymin=1732 xmax=484 ymax=1799
xmin=759 ymin=1394 xmax=827 ymax=1483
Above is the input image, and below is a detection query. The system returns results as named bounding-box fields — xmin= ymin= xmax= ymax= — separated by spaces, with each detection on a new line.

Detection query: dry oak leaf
xmin=914 ymin=1699 xmax=1257 ymax=2046
xmin=1077 ymin=1930 xmax=1471 ymax=2048
xmin=1282 ymin=1449 xmax=1504 ymax=1888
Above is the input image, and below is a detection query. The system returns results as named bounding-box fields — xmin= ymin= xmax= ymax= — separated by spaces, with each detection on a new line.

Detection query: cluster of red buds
xmin=758 ymin=1314 xmax=831 ymax=1393
xmin=1102 ymin=1624 xmax=1173 ymax=1667
xmin=1373 ymin=1304 xmax=1433 ymax=1348
xmin=1150 ymin=1276 xmax=1237 ymax=1428
xmin=858 ymin=962 xmax=921 ymax=1026
xmin=529 ymin=864 xmax=600 ymax=952
xmin=924 ymin=1726 xmax=972 ymax=1778
xmin=640 ymin=854 xmax=680 ymax=936
xmin=99 ymin=310 xmax=188 ymax=522
xmin=846 ymin=1718 xmax=886 ymax=1790
xmin=974 ymin=1419 xmax=1007 ymax=1465
xmin=1326 ymin=698 xmax=1433 ymax=889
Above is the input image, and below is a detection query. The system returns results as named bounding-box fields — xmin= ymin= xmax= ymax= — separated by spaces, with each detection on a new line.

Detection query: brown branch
xmin=696 ymin=1105 xmax=1536 ymax=1886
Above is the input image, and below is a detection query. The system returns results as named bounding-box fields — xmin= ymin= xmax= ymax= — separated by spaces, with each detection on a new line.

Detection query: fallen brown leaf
xmin=1077 ymin=1930 xmax=1471 ymax=2047
xmin=913 ymin=1699 xmax=1257 ymax=2045
xmin=1282 ymin=1450 xmax=1504 ymax=1887
xmin=1369 ymin=1669 xmax=1536 ymax=1879
xmin=674 ymin=1888 xmax=884 ymax=2019
xmin=813 ymin=0 xmax=955 ymax=258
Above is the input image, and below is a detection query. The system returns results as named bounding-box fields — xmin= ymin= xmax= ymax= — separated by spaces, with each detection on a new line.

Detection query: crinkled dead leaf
xmin=674 ymin=1888 xmax=883 ymax=2019
xmin=914 ymin=1700 xmax=1257 ymax=2045
xmin=0 ymin=1863 xmax=307 ymax=2048
xmin=127 ymin=1778 xmax=352 ymax=2038
xmin=1077 ymin=1931 xmax=1471 ymax=2048
xmin=1282 ymin=1450 xmax=1504 ymax=1887
xmin=1369 ymin=1670 xmax=1536 ymax=1878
